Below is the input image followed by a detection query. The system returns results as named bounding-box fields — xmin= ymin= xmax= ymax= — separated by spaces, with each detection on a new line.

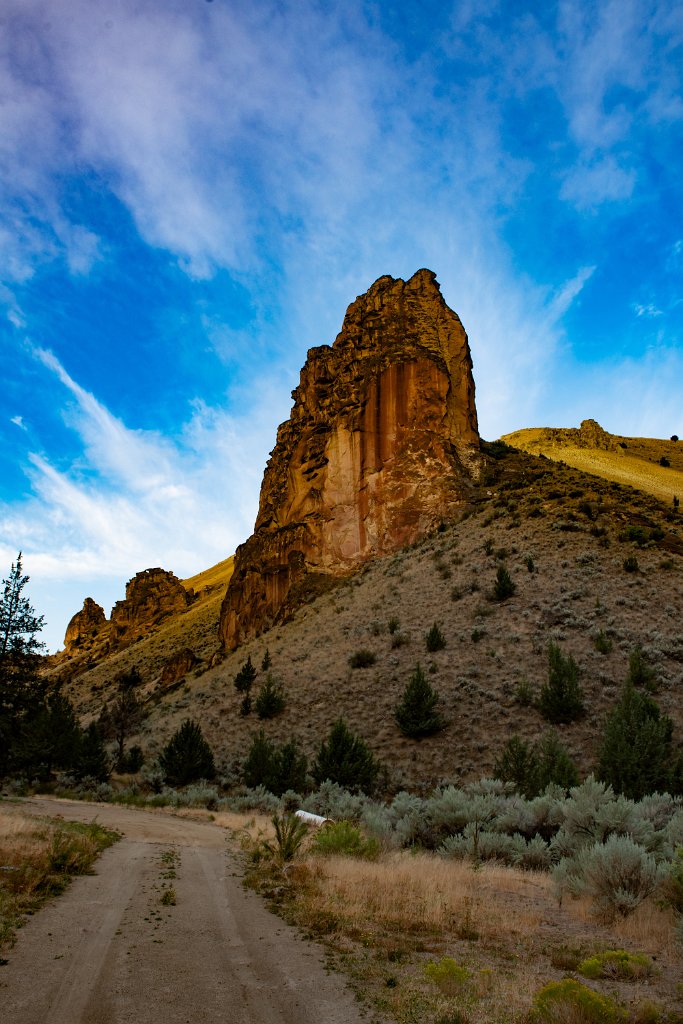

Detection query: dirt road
xmin=1 ymin=797 xmax=369 ymax=1024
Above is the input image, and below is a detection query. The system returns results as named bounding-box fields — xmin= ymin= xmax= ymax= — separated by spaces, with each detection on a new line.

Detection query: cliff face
xmin=220 ymin=269 xmax=481 ymax=650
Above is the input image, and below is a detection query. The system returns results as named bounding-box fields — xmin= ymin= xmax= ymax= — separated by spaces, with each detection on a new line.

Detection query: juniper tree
xmin=395 ymin=663 xmax=446 ymax=738
xmin=538 ymin=642 xmax=585 ymax=724
xmin=0 ymin=554 xmax=46 ymax=776
xmin=597 ymin=681 xmax=673 ymax=799
xmin=159 ymin=719 xmax=215 ymax=786
xmin=424 ymin=623 xmax=446 ymax=652
xmin=255 ymin=674 xmax=286 ymax=719
xmin=234 ymin=655 xmax=256 ymax=694
xmin=242 ymin=731 xmax=307 ymax=796
xmin=536 ymin=730 xmax=579 ymax=792
xmin=493 ymin=735 xmax=540 ymax=797
xmin=493 ymin=564 xmax=516 ymax=601
xmin=312 ymin=719 xmax=380 ymax=794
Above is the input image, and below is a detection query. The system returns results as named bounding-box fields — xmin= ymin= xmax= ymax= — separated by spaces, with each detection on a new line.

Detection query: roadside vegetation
xmin=0 ymin=807 xmax=118 ymax=952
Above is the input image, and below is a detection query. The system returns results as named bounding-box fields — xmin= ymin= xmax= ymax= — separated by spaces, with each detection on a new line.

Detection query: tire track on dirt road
xmin=0 ymin=798 xmax=370 ymax=1024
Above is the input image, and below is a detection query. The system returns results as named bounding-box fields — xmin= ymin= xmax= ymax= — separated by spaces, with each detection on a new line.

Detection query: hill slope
xmin=501 ymin=421 xmax=682 ymax=505
xmin=57 ymin=443 xmax=683 ymax=791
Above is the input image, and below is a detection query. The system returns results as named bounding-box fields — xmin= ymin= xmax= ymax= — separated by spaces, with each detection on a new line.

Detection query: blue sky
xmin=1 ymin=0 xmax=681 ymax=651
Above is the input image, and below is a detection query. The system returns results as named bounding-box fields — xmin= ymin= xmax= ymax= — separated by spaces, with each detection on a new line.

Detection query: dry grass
xmin=240 ymin=839 xmax=683 ymax=1024
xmin=0 ymin=806 xmax=118 ymax=950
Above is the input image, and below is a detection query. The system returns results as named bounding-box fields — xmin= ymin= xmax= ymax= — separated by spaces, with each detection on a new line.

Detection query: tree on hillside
xmin=159 ymin=719 xmax=215 ymax=786
xmin=395 ymin=663 xmax=446 ymax=738
xmin=493 ymin=735 xmax=539 ymax=797
xmin=0 ymin=554 xmax=47 ymax=776
xmin=255 ymin=674 xmax=286 ymax=719
xmin=234 ymin=655 xmax=256 ymax=694
xmin=243 ymin=731 xmax=308 ymax=796
xmin=538 ymin=642 xmax=585 ymax=724
xmin=536 ymin=730 xmax=579 ymax=792
xmin=312 ymin=719 xmax=380 ymax=794
xmin=99 ymin=673 xmax=145 ymax=771
xmin=597 ymin=681 xmax=673 ymax=799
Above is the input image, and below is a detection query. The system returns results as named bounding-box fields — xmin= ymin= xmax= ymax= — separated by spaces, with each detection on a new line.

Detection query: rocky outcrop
xmin=110 ymin=569 xmax=193 ymax=643
xmin=160 ymin=648 xmax=200 ymax=687
xmin=63 ymin=597 xmax=107 ymax=652
xmin=220 ymin=269 xmax=481 ymax=650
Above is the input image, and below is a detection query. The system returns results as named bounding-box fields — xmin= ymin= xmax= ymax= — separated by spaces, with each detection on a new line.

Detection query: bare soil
xmin=0 ymin=797 xmax=370 ymax=1024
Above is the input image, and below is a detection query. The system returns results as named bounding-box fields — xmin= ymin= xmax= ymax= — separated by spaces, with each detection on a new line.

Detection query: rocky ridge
xmin=220 ymin=269 xmax=482 ymax=650
xmin=61 ymin=568 xmax=194 ymax=660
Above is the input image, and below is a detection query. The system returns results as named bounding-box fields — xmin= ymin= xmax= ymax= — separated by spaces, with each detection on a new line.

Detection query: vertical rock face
xmin=64 ymin=597 xmax=107 ymax=652
xmin=110 ymin=568 xmax=193 ymax=643
xmin=220 ymin=269 xmax=481 ymax=650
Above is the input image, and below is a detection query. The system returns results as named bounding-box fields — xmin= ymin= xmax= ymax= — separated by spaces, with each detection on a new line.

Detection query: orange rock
xmin=110 ymin=568 xmax=193 ymax=643
xmin=220 ymin=269 xmax=482 ymax=650
xmin=64 ymin=597 xmax=107 ymax=652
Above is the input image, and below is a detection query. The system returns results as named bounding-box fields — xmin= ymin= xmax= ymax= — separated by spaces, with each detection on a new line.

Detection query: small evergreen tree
xmin=74 ymin=722 xmax=110 ymax=782
xmin=597 ymin=681 xmax=673 ymax=799
xmin=425 ymin=622 xmax=446 ymax=652
xmin=242 ymin=731 xmax=307 ymax=796
xmin=159 ymin=719 xmax=215 ymax=786
xmin=536 ymin=730 xmax=579 ymax=792
xmin=538 ymin=642 xmax=585 ymax=724
xmin=261 ymin=649 xmax=271 ymax=671
xmin=312 ymin=719 xmax=380 ymax=794
xmin=239 ymin=693 xmax=252 ymax=717
xmin=255 ymin=674 xmax=286 ymax=719
xmin=0 ymin=553 xmax=46 ymax=776
xmin=493 ymin=564 xmax=516 ymax=600
xmin=626 ymin=644 xmax=657 ymax=692
xmin=234 ymin=655 xmax=256 ymax=694
xmin=493 ymin=735 xmax=540 ymax=797
xmin=395 ymin=663 xmax=446 ymax=738
xmin=16 ymin=690 xmax=81 ymax=780
xmin=100 ymin=681 xmax=145 ymax=771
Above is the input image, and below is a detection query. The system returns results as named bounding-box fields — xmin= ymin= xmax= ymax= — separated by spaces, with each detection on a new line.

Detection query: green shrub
xmin=594 ymin=630 xmax=613 ymax=655
xmin=562 ymin=835 xmax=663 ymax=920
xmin=493 ymin=735 xmax=539 ymax=798
xmin=311 ymin=820 xmax=379 ymax=859
xmin=423 ymin=957 xmax=471 ymax=996
xmin=577 ymin=949 xmax=653 ymax=981
xmin=395 ymin=663 xmax=446 ymax=739
xmin=425 ymin=622 xmax=446 ymax=652
xmin=493 ymin=564 xmax=516 ymax=600
xmin=627 ymin=645 xmax=657 ymax=691
xmin=530 ymin=978 xmax=625 ymax=1024
xmin=538 ymin=642 xmax=585 ymax=723
xmin=660 ymin=848 xmax=683 ymax=915
xmin=255 ymin=674 xmax=286 ymax=719
xmin=348 ymin=649 xmax=376 ymax=669
xmin=624 ymin=555 xmax=640 ymax=573
xmin=387 ymin=616 xmax=400 ymax=634
xmin=159 ymin=719 xmax=215 ymax=786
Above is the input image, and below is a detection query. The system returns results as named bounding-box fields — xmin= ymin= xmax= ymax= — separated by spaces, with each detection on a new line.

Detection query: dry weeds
xmin=241 ymin=835 xmax=683 ymax=1024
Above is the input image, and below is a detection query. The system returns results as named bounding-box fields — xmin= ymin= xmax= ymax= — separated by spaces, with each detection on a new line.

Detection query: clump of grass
xmin=160 ymin=887 xmax=177 ymax=906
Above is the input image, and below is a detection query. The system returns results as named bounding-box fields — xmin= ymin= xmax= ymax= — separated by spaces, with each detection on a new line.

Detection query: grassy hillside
xmin=501 ymin=427 xmax=682 ymax=505
xmin=58 ymin=443 xmax=683 ymax=789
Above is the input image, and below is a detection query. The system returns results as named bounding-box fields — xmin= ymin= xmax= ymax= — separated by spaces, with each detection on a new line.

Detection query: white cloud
xmin=10 ymin=415 xmax=26 ymax=430
xmin=634 ymin=303 xmax=664 ymax=318
xmin=1 ymin=348 xmax=292 ymax=651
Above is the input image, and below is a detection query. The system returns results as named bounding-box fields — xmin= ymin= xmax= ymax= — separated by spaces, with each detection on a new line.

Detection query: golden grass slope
xmin=501 ymin=427 xmax=682 ymax=505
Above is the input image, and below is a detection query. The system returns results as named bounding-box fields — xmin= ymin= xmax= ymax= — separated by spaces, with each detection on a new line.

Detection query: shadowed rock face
xmin=110 ymin=568 xmax=193 ymax=643
xmin=220 ymin=269 xmax=482 ymax=650
xmin=64 ymin=597 xmax=107 ymax=652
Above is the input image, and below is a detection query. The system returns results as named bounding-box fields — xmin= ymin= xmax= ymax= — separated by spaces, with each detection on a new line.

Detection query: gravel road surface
xmin=0 ymin=797 xmax=368 ymax=1024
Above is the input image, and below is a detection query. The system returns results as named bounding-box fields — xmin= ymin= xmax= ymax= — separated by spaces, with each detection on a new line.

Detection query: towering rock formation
xmin=64 ymin=597 xmax=107 ymax=652
xmin=110 ymin=568 xmax=193 ymax=643
xmin=220 ymin=269 xmax=481 ymax=650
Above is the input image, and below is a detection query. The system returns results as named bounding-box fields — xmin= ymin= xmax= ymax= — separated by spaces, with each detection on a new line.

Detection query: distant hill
xmin=501 ymin=419 xmax=682 ymax=506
